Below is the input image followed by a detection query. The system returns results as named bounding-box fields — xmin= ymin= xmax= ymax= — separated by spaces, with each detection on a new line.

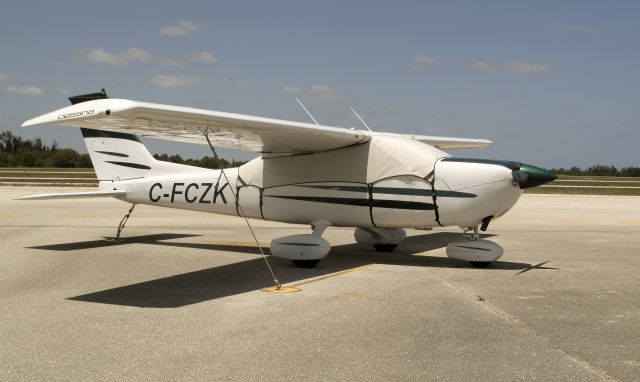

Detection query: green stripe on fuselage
xmin=81 ymin=128 xmax=142 ymax=143
xmin=298 ymin=184 xmax=475 ymax=198
xmin=105 ymin=161 xmax=151 ymax=170
xmin=266 ymin=195 xmax=435 ymax=210
xmin=441 ymin=157 xmax=521 ymax=170
xmin=95 ymin=150 xmax=129 ymax=158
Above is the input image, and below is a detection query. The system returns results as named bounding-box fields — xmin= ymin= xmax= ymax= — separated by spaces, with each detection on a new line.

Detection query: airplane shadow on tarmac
xmin=31 ymin=232 xmax=555 ymax=308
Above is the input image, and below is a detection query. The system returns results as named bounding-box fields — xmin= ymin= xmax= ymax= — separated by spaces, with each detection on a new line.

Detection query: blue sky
xmin=1 ymin=1 xmax=638 ymax=168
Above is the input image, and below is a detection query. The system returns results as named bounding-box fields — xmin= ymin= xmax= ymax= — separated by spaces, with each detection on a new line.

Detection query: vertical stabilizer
xmin=81 ymin=128 xmax=157 ymax=181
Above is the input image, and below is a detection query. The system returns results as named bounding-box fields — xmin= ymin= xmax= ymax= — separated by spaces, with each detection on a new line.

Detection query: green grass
xmin=0 ymin=167 xmax=95 ymax=172
xmin=550 ymin=181 xmax=640 ymax=187
xmin=526 ymin=187 xmax=640 ymax=196
xmin=0 ymin=172 xmax=97 ymax=179
xmin=525 ymin=175 xmax=640 ymax=196
xmin=0 ymin=168 xmax=98 ymax=187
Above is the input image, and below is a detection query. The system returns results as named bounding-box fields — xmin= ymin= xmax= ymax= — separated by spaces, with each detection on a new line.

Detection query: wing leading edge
xmin=22 ymin=99 xmax=368 ymax=155
xmin=22 ymin=97 xmax=491 ymax=153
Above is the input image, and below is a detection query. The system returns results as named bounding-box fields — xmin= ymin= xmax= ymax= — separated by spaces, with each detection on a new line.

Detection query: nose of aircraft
xmin=512 ymin=163 xmax=557 ymax=189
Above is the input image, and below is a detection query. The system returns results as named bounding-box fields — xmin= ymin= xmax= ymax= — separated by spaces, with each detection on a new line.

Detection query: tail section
xmin=81 ymin=127 xmax=202 ymax=181
xmin=81 ymin=127 xmax=157 ymax=181
xmin=63 ymin=89 xmax=195 ymax=181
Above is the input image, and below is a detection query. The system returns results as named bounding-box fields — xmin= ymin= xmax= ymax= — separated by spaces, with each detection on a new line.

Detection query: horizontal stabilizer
xmin=18 ymin=190 xmax=126 ymax=200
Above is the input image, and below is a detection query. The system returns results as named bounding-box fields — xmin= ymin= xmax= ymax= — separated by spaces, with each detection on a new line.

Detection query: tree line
xmin=550 ymin=165 xmax=640 ymax=177
xmin=0 ymin=130 xmax=246 ymax=169
xmin=1 ymin=130 xmax=638 ymax=175
xmin=152 ymin=153 xmax=246 ymax=169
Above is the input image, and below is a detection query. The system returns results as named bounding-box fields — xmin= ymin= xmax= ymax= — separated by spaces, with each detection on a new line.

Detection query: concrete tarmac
xmin=1 ymin=188 xmax=639 ymax=381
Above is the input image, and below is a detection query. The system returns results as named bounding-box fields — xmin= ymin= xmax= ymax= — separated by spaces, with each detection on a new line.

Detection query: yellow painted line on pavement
xmin=262 ymin=264 xmax=375 ymax=293
xmin=261 ymin=286 xmax=302 ymax=293
xmin=55 ymin=214 xmax=97 ymax=218
xmin=260 ymin=264 xmax=375 ymax=293
xmin=208 ymin=240 xmax=271 ymax=248
xmin=291 ymin=264 xmax=376 ymax=288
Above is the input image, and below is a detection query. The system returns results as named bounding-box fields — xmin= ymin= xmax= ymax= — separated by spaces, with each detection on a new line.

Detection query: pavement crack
xmin=427 ymin=270 xmax=619 ymax=382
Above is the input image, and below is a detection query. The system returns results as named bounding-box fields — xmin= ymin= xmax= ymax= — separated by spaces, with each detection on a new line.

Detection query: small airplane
xmin=21 ymin=89 xmax=556 ymax=270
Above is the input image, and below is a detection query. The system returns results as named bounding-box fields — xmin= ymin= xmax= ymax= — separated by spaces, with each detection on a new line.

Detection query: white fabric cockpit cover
xmin=239 ymin=133 xmax=449 ymax=188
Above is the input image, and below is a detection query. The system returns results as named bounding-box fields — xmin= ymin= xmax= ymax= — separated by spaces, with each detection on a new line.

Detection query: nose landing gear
xmin=446 ymin=226 xmax=504 ymax=268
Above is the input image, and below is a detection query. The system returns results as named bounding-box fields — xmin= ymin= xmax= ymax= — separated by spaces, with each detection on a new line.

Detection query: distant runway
xmin=1 ymin=188 xmax=639 ymax=381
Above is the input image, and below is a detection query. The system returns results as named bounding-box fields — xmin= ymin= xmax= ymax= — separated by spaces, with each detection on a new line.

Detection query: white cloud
xmin=120 ymin=47 xmax=154 ymax=62
xmin=5 ymin=85 xmax=44 ymax=96
xmin=159 ymin=20 xmax=200 ymax=36
xmin=468 ymin=60 xmax=554 ymax=75
xmin=59 ymin=87 xmax=70 ymax=95
xmin=507 ymin=61 xmax=554 ymax=75
xmin=552 ymin=24 xmax=598 ymax=34
xmin=120 ymin=47 xmax=184 ymax=66
xmin=78 ymin=47 xmax=217 ymax=67
xmin=412 ymin=54 xmax=439 ymax=66
xmin=234 ymin=80 xmax=248 ymax=89
xmin=307 ymin=84 xmax=339 ymax=102
xmin=150 ymin=75 xmax=199 ymax=88
xmin=282 ymin=85 xmax=301 ymax=93
xmin=77 ymin=47 xmax=128 ymax=66
xmin=470 ymin=61 xmax=501 ymax=72
xmin=0 ymin=72 xmax=8 ymax=82
xmin=190 ymin=51 xmax=217 ymax=63
xmin=157 ymin=57 xmax=185 ymax=66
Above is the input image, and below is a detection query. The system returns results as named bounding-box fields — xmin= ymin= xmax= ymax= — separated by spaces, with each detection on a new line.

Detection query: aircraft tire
xmin=373 ymin=244 xmax=397 ymax=252
xmin=469 ymin=261 xmax=491 ymax=268
xmin=292 ymin=259 xmax=320 ymax=268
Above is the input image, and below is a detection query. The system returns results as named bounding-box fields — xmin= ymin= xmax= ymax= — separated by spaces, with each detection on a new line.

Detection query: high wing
xmin=404 ymin=134 xmax=492 ymax=149
xmin=22 ymin=97 xmax=491 ymax=154
xmin=22 ymin=99 xmax=368 ymax=155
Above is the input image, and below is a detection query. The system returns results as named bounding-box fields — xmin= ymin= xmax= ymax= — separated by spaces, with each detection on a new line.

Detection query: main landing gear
xmin=269 ymin=221 xmax=331 ymax=268
xmin=445 ymin=226 xmax=504 ymax=268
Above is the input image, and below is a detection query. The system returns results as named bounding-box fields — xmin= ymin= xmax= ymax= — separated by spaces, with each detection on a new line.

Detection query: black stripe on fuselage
xmin=105 ymin=161 xmax=151 ymax=170
xmin=95 ymin=150 xmax=129 ymax=158
xmin=266 ymin=195 xmax=435 ymax=210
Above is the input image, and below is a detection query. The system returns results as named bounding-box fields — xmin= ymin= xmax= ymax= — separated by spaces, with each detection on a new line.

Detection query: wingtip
xmin=21 ymin=118 xmax=39 ymax=128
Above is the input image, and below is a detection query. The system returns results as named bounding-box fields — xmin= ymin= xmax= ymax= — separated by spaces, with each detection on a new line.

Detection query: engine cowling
xmin=270 ymin=234 xmax=331 ymax=260
xmin=446 ymin=239 xmax=503 ymax=262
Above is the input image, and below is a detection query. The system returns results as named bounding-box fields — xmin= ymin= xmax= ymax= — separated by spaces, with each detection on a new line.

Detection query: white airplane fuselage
xmin=114 ymin=149 xmax=523 ymax=231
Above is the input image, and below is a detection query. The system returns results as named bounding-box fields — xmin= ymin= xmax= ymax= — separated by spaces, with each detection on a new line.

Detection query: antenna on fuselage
xmin=296 ymin=97 xmax=320 ymax=126
xmin=349 ymin=106 xmax=372 ymax=132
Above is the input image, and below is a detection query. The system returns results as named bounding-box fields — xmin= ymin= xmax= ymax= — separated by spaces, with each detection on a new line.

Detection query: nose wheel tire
xmin=469 ymin=261 xmax=491 ymax=268
xmin=373 ymin=244 xmax=397 ymax=252
xmin=292 ymin=259 xmax=321 ymax=268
